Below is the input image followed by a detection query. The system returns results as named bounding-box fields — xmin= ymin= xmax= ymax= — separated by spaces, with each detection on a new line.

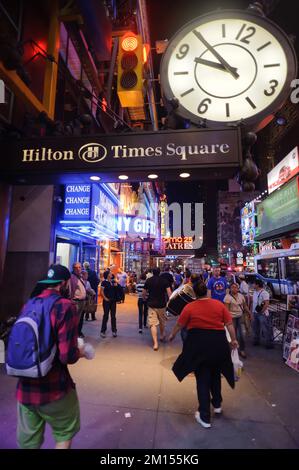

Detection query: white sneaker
xmin=213 ymin=407 xmax=222 ymax=414
xmin=194 ymin=411 xmax=211 ymax=428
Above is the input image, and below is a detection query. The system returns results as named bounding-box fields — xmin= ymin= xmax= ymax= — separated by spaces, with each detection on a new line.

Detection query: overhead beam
xmin=0 ymin=62 xmax=49 ymax=116
xmin=42 ymin=0 xmax=60 ymax=119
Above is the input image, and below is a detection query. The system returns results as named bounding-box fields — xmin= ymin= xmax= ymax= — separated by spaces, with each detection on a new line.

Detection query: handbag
xmin=231 ymin=349 xmax=243 ymax=380
xmin=255 ymin=290 xmax=265 ymax=313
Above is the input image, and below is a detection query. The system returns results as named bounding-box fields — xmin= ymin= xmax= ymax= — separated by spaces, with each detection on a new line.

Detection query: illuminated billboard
xmin=61 ymin=184 xmax=118 ymax=240
xmin=241 ymin=201 xmax=256 ymax=246
xmin=256 ymin=176 xmax=299 ymax=240
xmin=267 ymin=147 xmax=299 ymax=194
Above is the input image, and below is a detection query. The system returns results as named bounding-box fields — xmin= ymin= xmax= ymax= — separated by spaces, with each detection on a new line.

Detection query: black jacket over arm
xmin=172 ymin=328 xmax=235 ymax=389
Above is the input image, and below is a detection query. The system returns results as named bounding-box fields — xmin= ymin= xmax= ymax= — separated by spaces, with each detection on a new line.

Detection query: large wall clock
xmin=160 ymin=9 xmax=297 ymax=129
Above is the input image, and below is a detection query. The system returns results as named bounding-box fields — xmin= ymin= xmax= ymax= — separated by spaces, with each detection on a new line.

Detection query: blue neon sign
xmin=61 ymin=183 xmax=118 ymax=239
xmin=63 ymin=184 xmax=91 ymax=220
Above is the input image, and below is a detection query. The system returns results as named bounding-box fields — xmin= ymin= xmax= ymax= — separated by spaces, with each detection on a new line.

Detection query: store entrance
xmin=56 ymin=239 xmax=79 ymax=270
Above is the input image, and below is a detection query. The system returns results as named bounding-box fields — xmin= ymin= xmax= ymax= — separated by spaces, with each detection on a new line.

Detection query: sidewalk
xmin=0 ymin=294 xmax=299 ymax=449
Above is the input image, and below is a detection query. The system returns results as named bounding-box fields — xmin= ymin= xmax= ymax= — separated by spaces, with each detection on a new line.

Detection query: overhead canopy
xmin=0 ymin=127 xmax=242 ymax=184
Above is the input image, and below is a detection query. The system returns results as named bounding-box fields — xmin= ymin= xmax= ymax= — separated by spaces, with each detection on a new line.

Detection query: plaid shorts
xmin=17 ymin=389 xmax=80 ymax=448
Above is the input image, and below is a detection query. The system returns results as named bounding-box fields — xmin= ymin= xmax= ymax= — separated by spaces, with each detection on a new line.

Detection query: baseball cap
xmin=38 ymin=264 xmax=71 ymax=284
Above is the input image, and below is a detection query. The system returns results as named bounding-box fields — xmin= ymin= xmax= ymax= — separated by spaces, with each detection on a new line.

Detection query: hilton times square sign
xmin=1 ymin=128 xmax=242 ymax=174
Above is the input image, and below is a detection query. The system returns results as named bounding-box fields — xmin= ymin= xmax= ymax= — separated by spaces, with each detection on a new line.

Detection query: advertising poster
xmin=218 ymin=191 xmax=258 ymax=252
xmin=256 ymin=177 xmax=299 ymax=239
xmin=241 ymin=201 xmax=256 ymax=246
xmin=283 ymin=314 xmax=299 ymax=373
xmin=267 ymin=147 xmax=299 ymax=194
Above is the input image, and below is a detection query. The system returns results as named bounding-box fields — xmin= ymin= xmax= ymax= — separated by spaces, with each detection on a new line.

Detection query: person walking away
xmin=252 ymin=279 xmax=273 ymax=348
xmin=143 ymin=268 xmax=172 ymax=350
xmin=160 ymin=265 xmax=175 ymax=291
xmin=136 ymin=273 xmax=148 ymax=333
xmin=117 ymin=269 xmax=128 ymax=303
xmin=174 ymin=268 xmax=183 ymax=289
xmin=224 ymin=282 xmax=250 ymax=358
xmin=83 ymin=261 xmax=99 ymax=304
xmin=70 ymin=262 xmax=87 ymax=338
xmin=207 ymin=266 xmax=229 ymax=303
xmin=178 ymin=273 xmax=200 ymax=342
xmin=81 ymin=270 xmax=97 ymax=321
xmin=13 ymin=264 xmax=86 ymax=449
xmin=169 ymin=280 xmax=238 ymax=428
xmin=100 ymin=270 xmax=118 ymax=338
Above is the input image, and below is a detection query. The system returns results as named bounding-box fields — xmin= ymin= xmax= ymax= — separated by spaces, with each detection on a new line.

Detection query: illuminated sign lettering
xmin=118 ymin=215 xmax=156 ymax=238
xmin=63 ymin=184 xmax=91 ymax=219
xmin=61 ymin=184 xmax=118 ymax=239
xmin=163 ymin=236 xmax=193 ymax=250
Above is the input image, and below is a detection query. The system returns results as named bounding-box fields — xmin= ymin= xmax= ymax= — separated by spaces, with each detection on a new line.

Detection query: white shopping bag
xmin=231 ymin=349 xmax=243 ymax=379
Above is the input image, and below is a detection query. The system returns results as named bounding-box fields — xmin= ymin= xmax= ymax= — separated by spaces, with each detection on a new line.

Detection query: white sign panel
xmin=267 ymin=147 xmax=299 ymax=194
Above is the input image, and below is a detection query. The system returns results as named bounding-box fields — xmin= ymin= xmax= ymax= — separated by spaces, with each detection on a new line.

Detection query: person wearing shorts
xmin=143 ymin=268 xmax=171 ymax=350
xmin=17 ymin=389 xmax=80 ymax=449
xmin=16 ymin=264 xmax=84 ymax=449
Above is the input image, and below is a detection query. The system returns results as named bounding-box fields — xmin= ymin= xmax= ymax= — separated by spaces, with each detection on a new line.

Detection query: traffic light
xmin=117 ymin=32 xmax=144 ymax=108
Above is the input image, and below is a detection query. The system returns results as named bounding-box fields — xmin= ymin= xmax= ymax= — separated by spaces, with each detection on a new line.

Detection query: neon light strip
xmin=59 ymin=220 xmax=118 ymax=238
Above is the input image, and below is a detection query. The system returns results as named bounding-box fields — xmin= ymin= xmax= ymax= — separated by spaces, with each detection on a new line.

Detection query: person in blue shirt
xmin=207 ymin=267 xmax=229 ymax=303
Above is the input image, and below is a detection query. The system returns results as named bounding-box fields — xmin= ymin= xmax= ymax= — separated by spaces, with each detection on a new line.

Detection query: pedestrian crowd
xmin=5 ymin=261 xmax=276 ymax=448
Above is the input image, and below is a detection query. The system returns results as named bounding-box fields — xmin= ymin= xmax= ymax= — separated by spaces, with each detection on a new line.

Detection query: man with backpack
xmin=7 ymin=264 xmax=85 ymax=449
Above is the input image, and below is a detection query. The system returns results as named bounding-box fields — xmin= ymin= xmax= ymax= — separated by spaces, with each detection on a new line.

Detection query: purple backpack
xmin=6 ymin=293 xmax=60 ymax=378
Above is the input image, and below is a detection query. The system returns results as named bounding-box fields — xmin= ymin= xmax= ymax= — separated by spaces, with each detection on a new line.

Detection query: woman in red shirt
xmin=169 ymin=280 xmax=238 ymax=428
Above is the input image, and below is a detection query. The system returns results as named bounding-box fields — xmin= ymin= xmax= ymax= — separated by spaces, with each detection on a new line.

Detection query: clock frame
xmin=160 ymin=9 xmax=297 ymax=129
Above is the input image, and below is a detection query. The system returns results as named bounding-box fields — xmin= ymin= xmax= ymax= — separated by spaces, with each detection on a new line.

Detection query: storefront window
xmin=286 ymin=256 xmax=299 ymax=280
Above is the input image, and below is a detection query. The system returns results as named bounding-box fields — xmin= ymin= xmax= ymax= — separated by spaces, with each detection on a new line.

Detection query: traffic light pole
xmin=107 ymin=36 xmax=119 ymax=107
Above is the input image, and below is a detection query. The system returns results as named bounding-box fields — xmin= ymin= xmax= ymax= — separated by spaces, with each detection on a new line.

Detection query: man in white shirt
xmin=239 ymin=275 xmax=249 ymax=296
xmin=252 ymin=279 xmax=273 ymax=348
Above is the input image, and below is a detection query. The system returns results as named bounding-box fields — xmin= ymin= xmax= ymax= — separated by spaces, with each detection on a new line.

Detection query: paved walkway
xmin=1 ymin=295 xmax=299 ymax=449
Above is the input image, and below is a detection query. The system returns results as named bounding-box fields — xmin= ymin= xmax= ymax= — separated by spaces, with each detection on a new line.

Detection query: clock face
xmin=160 ymin=10 xmax=297 ymax=127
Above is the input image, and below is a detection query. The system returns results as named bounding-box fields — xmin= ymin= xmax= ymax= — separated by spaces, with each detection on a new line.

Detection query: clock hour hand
xmin=193 ymin=29 xmax=239 ymax=79
xmin=194 ymin=57 xmax=238 ymax=75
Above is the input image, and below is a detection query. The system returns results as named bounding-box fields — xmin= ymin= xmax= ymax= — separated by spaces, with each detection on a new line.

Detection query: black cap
xmin=38 ymin=264 xmax=71 ymax=284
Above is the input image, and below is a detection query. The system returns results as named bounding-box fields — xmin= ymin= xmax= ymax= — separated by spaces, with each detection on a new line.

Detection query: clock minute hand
xmin=193 ymin=29 xmax=239 ymax=79
xmin=194 ymin=57 xmax=238 ymax=74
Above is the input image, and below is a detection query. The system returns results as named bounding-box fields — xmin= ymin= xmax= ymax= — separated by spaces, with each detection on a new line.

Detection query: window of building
xmin=0 ymin=0 xmax=22 ymax=123
xmin=286 ymin=256 xmax=299 ymax=281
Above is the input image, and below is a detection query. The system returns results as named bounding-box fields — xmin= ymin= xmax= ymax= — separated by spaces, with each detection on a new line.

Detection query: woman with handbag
xmin=224 ymin=283 xmax=251 ymax=359
xmin=169 ymin=280 xmax=238 ymax=429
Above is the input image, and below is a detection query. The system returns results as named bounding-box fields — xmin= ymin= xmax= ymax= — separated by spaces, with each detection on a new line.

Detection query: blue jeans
xmin=233 ymin=317 xmax=245 ymax=351
xmin=138 ymin=298 xmax=148 ymax=329
xmin=252 ymin=312 xmax=273 ymax=346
